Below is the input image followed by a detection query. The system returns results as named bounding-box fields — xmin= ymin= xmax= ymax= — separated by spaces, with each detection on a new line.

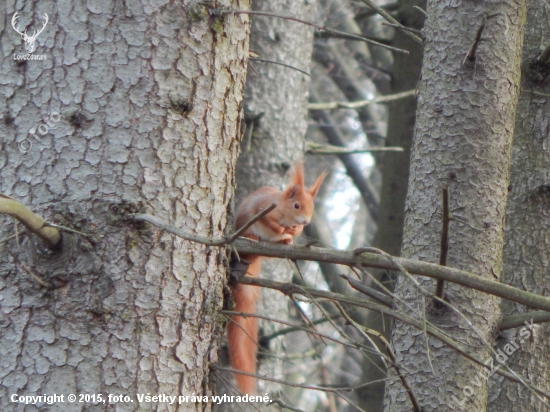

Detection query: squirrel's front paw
xmin=283 ymin=225 xmax=301 ymax=236
xmin=278 ymin=238 xmax=293 ymax=245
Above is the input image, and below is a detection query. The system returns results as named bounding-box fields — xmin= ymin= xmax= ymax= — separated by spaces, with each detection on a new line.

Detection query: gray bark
xmin=384 ymin=1 xmax=526 ymax=411
xmin=0 ymin=1 xmax=249 ymax=411
xmin=488 ymin=2 xmax=550 ymax=410
xmin=361 ymin=3 xmax=425 ymax=411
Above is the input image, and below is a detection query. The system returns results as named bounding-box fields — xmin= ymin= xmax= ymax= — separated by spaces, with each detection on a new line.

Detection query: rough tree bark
xmin=361 ymin=2 xmax=425 ymax=410
xmin=0 ymin=1 xmax=249 ymax=411
xmin=488 ymin=2 xmax=550 ymax=410
xmin=384 ymin=1 xmax=526 ymax=411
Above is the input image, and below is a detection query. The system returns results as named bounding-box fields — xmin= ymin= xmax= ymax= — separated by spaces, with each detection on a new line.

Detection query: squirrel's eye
xmin=294 ymin=202 xmax=300 ymax=209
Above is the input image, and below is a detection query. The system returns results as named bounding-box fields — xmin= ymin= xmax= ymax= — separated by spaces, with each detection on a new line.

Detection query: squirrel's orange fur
xmin=229 ymin=163 xmax=326 ymax=395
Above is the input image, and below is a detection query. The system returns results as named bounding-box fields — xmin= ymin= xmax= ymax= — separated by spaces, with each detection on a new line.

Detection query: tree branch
xmin=341 ymin=274 xmax=393 ymax=307
xmin=130 ymin=214 xmax=550 ymax=313
xmin=435 ymin=186 xmax=450 ymax=303
xmin=250 ymin=57 xmax=310 ymax=77
xmin=0 ymin=197 xmax=61 ymax=249
xmin=306 ymin=142 xmax=404 ymax=155
xmin=235 ymin=239 xmax=550 ymax=313
xmin=360 ymin=0 xmax=423 ymax=46
xmin=130 ymin=203 xmax=275 ymax=246
xmin=212 ymin=366 xmax=352 ymax=393
xmin=500 ymin=311 xmax=550 ymax=331
xmin=308 ymin=89 xmax=416 ymax=110
xmin=211 ymin=9 xmax=410 ymax=54
xmin=238 ymin=276 xmax=550 ymax=400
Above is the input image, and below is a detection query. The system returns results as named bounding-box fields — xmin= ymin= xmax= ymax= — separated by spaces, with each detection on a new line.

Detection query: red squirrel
xmin=228 ymin=163 xmax=327 ymax=395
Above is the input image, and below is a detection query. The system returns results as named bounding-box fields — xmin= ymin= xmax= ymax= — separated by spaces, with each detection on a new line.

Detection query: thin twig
xmin=0 ymin=198 xmax=61 ymax=249
xmin=332 ymin=391 xmax=370 ymax=412
xmin=314 ymin=30 xmax=390 ymax=45
xmin=525 ymin=90 xmax=550 ymax=97
xmin=211 ymin=9 xmax=410 ymax=55
xmin=435 ymin=186 xmax=450 ymax=303
xmin=19 ymin=263 xmax=52 ymax=288
xmin=413 ymin=5 xmax=428 ymax=17
xmin=359 ymin=247 xmax=549 ymax=407
xmin=336 ymin=302 xmax=421 ymax=412
xmin=356 ymin=2 xmax=399 ymax=20
xmin=249 ymin=57 xmax=310 ymax=77
xmin=238 ymin=276 xmax=550 ymax=401
xmin=261 ymin=314 xmax=342 ymax=341
xmin=43 ymin=222 xmax=91 ymax=238
xmin=360 ymin=0 xmax=422 ymax=46
xmin=130 ymin=204 xmax=276 ymax=246
xmin=306 ymin=143 xmax=404 ymax=155
xmin=267 ymin=400 xmax=308 ymax=412
xmin=308 ymin=89 xmax=416 ymax=110
xmin=333 ymin=302 xmax=389 ymax=369
xmin=464 ymin=15 xmax=487 ymax=66
xmin=341 ymin=274 xmax=393 ymax=307
xmin=0 ymin=232 xmax=19 ymax=244
xmin=381 ymin=22 xmax=423 ymax=36
xmin=212 ymin=366 xmax=352 ymax=393
xmin=221 ymin=311 xmax=357 ymax=350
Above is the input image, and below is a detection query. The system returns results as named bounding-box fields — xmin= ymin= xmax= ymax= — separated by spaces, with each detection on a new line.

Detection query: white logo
xmin=11 ymin=12 xmax=49 ymax=53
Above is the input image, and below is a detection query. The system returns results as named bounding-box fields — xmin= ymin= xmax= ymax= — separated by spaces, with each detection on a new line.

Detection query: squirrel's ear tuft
xmin=309 ymin=171 xmax=328 ymax=198
xmin=290 ymin=162 xmax=305 ymax=187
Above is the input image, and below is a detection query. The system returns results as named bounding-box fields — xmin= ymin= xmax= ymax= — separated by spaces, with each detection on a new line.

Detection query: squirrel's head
xmin=281 ymin=164 xmax=327 ymax=227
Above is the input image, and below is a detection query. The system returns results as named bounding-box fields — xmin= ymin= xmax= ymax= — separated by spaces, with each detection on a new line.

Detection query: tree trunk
xmin=488 ymin=3 xmax=550 ymax=410
xmin=226 ymin=0 xmax=316 ymax=401
xmin=361 ymin=3 xmax=425 ymax=411
xmin=0 ymin=1 xmax=249 ymax=411
xmin=384 ymin=1 xmax=526 ymax=411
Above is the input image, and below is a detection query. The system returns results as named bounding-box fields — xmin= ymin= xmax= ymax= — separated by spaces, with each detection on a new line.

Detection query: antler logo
xmin=11 ymin=12 xmax=49 ymax=53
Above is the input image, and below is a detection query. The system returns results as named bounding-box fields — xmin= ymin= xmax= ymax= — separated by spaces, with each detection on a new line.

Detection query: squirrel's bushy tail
xmin=228 ymin=256 xmax=262 ymax=395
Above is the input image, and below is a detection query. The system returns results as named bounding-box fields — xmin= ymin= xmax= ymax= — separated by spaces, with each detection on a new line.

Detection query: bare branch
xmin=0 ymin=198 xmax=60 ymax=249
xmin=306 ymin=142 xmax=404 ymax=155
xmin=341 ymin=275 xmax=393 ymax=307
xmin=130 ymin=203 xmax=276 ymax=246
xmin=355 ymin=2 xmax=399 ymax=20
xmin=267 ymin=399 xmax=308 ymax=412
xmin=335 ymin=302 xmax=421 ymax=412
xmin=464 ymin=15 xmax=487 ymax=66
xmin=211 ymin=8 xmax=410 ymax=54
xmin=130 ymin=213 xmax=550 ymax=312
xmin=500 ymin=311 xmax=550 ymax=331
xmin=435 ymin=186 xmax=450 ymax=303
xmin=19 ymin=263 xmax=52 ymax=288
xmin=308 ymin=89 xmax=416 ymax=110
xmin=381 ymin=22 xmax=423 ymax=37
xmin=239 ymin=276 xmax=550 ymax=401
xmin=239 ymin=240 xmax=550 ymax=312
xmin=413 ymin=5 xmax=428 ymax=17
xmin=221 ymin=310 xmax=353 ymax=349
xmin=212 ymin=366 xmax=352 ymax=393
xmin=132 ymin=212 xmax=550 ymax=400
xmin=359 ymin=0 xmax=423 ymax=46
xmin=250 ymin=57 xmax=310 ymax=77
